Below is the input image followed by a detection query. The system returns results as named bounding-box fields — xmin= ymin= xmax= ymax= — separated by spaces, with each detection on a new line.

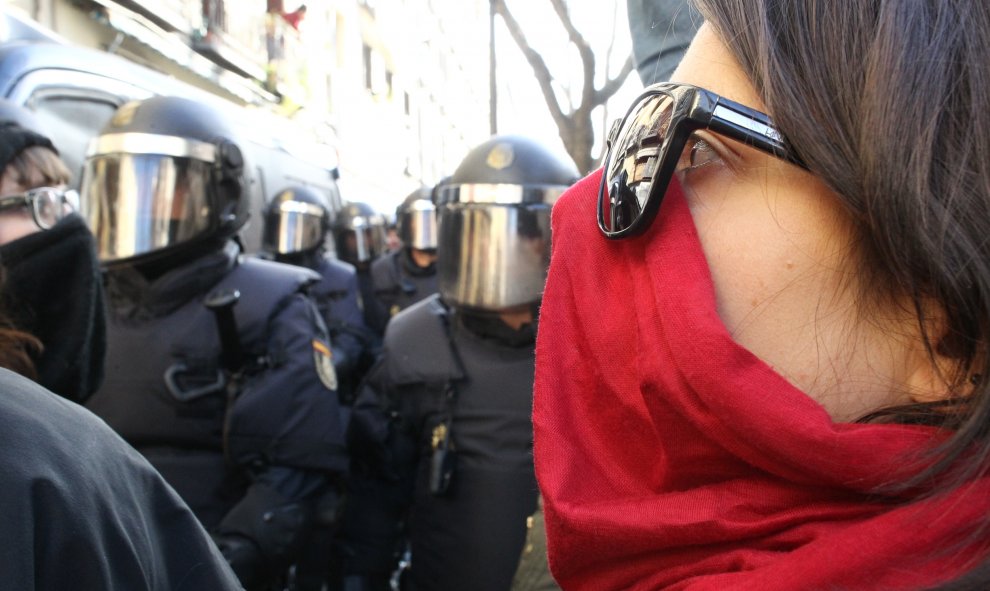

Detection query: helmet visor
xmin=438 ymin=203 xmax=551 ymax=310
xmin=399 ymin=203 xmax=438 ymax=250
xmin=81 ymin=154 xmax=212 ymax=262
xmin=336 ymin=217 xmax=387 ymax=264
xmin=264 ymin=200 xmax=327 ymax=254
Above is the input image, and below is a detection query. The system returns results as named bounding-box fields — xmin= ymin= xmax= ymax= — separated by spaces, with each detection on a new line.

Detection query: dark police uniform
xmin=87 ymin=241 xmax=346 ymax=584
xmin=357 ymin=263 xmax=390 ymax=338
xmin=347 ymin=134 xmax=573 ymax=591
xmin=80 ymin=95 xmax=350 ymax=590
xmin=297 ymin=251 xmax=373 ymax=403
xmin=262 ymin=183 xmax=377 ymax=589
xmin=330 ymin=201 xmax=390 ymax=338
xmin=369 ymin=248 xmax=439 ymax=319
xmin=350 ymin=295 xmax=539 ymax=591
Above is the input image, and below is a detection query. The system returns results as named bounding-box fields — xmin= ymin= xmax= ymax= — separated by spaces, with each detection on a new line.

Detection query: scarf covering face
xmin=0 ymin=214 xmax=106 ymax=403
xmin=533 ymin=170 xmax=990 ymax=590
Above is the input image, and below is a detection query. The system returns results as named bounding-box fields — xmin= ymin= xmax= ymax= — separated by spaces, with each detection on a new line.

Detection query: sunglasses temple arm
xmin=707 ymin=104 xmax=806 ymax=167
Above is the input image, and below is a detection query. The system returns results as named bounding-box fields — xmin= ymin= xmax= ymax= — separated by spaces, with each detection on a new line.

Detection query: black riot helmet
xmin=262 ymin=185 xmax=332 ymax=256
xmin=331 ymin=201 xmax=387 ymax=267
xmin=395 ymin=186 xmax=437 ymax=251
xmin=80 ymin=96 xmax=248 ymax=269
xmin=436 ymin=135 xmax=578 ymax=311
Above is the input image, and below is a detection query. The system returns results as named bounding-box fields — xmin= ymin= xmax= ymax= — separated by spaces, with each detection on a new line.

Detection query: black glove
xmin=216 ymin=482 xmax=315 ymax=589
xmin=212 ymin=533 xmax=267 ymax=590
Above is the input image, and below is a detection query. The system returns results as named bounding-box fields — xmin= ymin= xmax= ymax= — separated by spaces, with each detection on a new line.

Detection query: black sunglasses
xmin=597 ymin=82 xmax=807 ymax=239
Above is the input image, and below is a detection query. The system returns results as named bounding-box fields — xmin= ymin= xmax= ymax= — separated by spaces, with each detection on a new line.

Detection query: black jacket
xmin=0 ymin=367 xmax=242 ymax=589
xmin=350 ymin=295 xmax=539 ymax=591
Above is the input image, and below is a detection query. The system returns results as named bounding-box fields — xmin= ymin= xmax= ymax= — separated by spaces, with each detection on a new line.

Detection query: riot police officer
xmin=81 ymin=96 xmax=347 ymax=591
xmin=349 ymin=135 xmax=578 ymax=591
xmin=330 ymin=200 xmax=390 ymax=336
xmin=369 ymin=186 xmax=439 ymax=321
xmin=262 ymin=185 xmax=372 ymax=404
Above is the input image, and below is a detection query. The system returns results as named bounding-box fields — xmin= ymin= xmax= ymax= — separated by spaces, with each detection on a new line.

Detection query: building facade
xmin=5 ymin=0 xmax=491 ymax=214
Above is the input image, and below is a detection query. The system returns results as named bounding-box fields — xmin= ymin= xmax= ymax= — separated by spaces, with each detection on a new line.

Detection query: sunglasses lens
xmin=601 ymin=92 xmax=676 ymax=235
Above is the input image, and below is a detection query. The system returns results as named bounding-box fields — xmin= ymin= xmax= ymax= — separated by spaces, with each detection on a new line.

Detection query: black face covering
xmin=401 ymin=247 xmax=436 ymax=276
xmin=458 ymin=305 xmax=539 ymax=348
xmin=0 ymin=214 xmax=106 ymax=402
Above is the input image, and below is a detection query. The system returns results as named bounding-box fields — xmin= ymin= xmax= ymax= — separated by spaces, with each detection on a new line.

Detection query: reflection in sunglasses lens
xmin=605 ymin=93 xmax=674 ymax=233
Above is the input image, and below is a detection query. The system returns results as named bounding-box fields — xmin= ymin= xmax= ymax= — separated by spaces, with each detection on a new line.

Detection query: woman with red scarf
xmin=534 ymin=1 xmax=990 ymax=589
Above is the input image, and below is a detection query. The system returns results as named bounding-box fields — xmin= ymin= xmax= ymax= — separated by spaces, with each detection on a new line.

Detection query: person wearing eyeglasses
xmin=0 ymin=104 xmax=242 ymax=590
xmin=0 ymin=115 xmax=106 ymax=404
xmin=534 ymin=2 xmax=990 ymax=590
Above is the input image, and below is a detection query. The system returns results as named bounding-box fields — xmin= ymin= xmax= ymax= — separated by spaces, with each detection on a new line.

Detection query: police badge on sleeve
xmin=311 ymin=339 xmax=338 ymax=391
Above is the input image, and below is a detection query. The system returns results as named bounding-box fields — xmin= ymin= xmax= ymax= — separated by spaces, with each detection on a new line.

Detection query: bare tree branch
xmin=595 ymin=55 xmax=635 ymax=104
xmin=548 ymin=0 xmax=596 ymax=110
xmin=599 ymin=3 xmax=622 ymax=163
xmin=492 ymin=0 xmax=568 ymax=130
xmin=492 ymin=0 xmax=635 ymax=173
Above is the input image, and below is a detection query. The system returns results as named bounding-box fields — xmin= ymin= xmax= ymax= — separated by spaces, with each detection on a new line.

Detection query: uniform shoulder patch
xmin=312 ymin=339 xmax=338 ymax=391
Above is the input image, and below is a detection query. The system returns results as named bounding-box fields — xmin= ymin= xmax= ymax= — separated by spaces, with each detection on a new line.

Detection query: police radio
xmin=430 ymin=302 xmax=465 ymax=496
xmin=429 ymin=410 xmax=456 ymax=496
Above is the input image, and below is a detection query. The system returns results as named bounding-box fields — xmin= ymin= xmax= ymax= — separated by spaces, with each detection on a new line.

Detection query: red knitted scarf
xmin=533 ymin=170 xmax=990 ymax=590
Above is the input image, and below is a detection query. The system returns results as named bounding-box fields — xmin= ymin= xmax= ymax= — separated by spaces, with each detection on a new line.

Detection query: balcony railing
xmin=107 ymin=0 xmax=203 ymax=33
xmin=97 ymin=0 xmax=311 ymax=103
xmin=194 ymin=0 xmax=269 ymax=82
xmin=195 ymin=0 xmax=310 ymax=101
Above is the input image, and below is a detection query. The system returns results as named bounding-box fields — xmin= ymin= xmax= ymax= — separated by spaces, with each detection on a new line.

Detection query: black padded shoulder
xmin=235 ymin=256 xmax=321 ymax=292
xmin=215 ymin=257 xmax=322 ymax=345
xmin=381 ymin=294 xmax=464 ymax=386
xmin=370 ymin=251 xmax=400 ymax=292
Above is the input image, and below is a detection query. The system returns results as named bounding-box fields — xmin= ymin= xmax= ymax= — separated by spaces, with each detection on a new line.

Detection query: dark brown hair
xmin=1 ymin=145 xmax=72 ymax=188
xmin=692 ymin=0 xmax=990 ymax=581
xmin=0 ymin=144 xmax=64 ymax=378
xmin=0 ymin=267 xmax=41 ymax=379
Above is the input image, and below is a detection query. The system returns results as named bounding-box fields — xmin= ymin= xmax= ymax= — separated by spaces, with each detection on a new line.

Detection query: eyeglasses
xmin=598 ymin=82 xmax=807 ymax=239
xmin=0 ymin=186 xmax=80 ymax=230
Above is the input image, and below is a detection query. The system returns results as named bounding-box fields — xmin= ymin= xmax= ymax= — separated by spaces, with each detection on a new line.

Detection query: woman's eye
xmin=676 ymin=137 xmax=721 ymax=173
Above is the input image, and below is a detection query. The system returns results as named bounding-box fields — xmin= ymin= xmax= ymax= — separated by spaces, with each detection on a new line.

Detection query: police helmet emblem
xmin=486 ymin=142 xmax=515 ymax=170
xmin=390 ymin=304 xmax=401 ymax=317
xmin=311 ymin=339 xmax=338 ymax=391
